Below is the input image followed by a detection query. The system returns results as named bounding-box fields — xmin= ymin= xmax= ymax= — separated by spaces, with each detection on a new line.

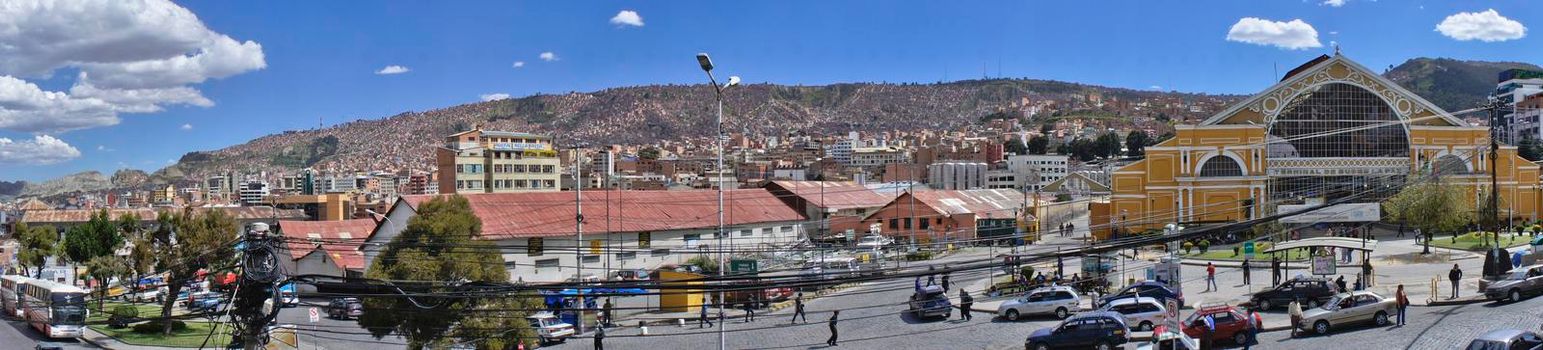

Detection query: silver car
xmin=1297 ymin=291 xmax=1398 ymax=335
xmin=1485 ymin=265 xmax=1543 ymax=302
xmin=997 ymin=286 xmax=1080 ymax=320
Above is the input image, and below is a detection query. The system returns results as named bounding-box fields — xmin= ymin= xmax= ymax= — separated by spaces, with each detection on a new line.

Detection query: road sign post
xmin=308 ymin=307 xmax=319 ymax=323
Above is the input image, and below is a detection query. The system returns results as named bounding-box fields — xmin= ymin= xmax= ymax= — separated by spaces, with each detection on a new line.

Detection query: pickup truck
xmin=909 ymin=285 xmax=952 ymax=319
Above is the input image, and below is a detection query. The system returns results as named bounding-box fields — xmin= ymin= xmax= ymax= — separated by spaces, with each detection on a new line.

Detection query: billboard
xmin=1277 ymin=203 xmax=1381 ymax=223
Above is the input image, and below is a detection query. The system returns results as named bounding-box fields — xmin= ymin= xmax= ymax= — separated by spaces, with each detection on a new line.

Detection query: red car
xmin=1181 ymin=305 xmax=1258 ymax=346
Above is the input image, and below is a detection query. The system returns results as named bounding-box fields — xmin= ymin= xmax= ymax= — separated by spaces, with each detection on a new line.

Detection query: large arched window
xmin=1198 ymin=156 xmax=1245 ymax=177
xmin=1432 ymin=154 xmax=1471 ymax=175
xmin=1268 ymin=83 xmax=1408 ymax=158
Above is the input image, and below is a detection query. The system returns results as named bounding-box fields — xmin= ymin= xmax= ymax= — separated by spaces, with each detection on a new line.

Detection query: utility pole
xmin=232 ymin=222 xmax=281 ymax=350
xmin=1488 ymin=97 xmax=1503 ymax=249
xmin=696 ymin=53 xmax=739 ymax=350
xmin=572 ymin=144 xmax=587 ymax=335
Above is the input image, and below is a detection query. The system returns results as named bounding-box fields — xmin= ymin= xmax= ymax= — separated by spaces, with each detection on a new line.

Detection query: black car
xmin=1249 ymin=277 xmax=1338 ymax=310
xmin=1097 ymin=281 xmax=1184 ymax=309
xmin=1024 ymin=311 xmax=1129 ymax=350
xmin=327 ymin=297 xmax=364 ymax=320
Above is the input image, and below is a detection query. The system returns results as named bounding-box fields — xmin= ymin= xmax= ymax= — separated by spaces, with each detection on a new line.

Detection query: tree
xmin=84 ymin=255 xmax=129 ymax=310
xmin=118 ymin=213 xmax=155 ymax=300
xmin=62 ymin=209 xmax=124 ymax=287
xmin=1095 ymin=132 xmax=1123 ymax=159
xmin=1125 ymin=131 xmax=1151 ymax=157
xmin=1383 ymin=175 xmax=1473 ymax=254
xmin=1156 ymin=131 xmax=1176 ymax=144
xmin=358 ymin=196 xmax=535 ymax=349
xmin=1520 ymin=138 xmax=1543 ymax=161
xmin=638 ymin=147 xmax=661 ymax=160
xmin=14 ymin=222 xmax=57 ymax=278
xmin=151 ymin=209 xmax=238 ymax=335
xmin=1027 ymin=136 xmax=1050 ymax=155
xmin=1005 ymin=137 xmax=1028 ymax=155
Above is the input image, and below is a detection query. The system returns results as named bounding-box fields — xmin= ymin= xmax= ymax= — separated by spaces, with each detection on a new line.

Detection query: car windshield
xmin=1507 ymin=270 xmax=1529 ymax=281
xmin=1465 ymin=339 xmax=1507 ymax=350
xmin=1322 ymin=295 xmax=1344 ymax=309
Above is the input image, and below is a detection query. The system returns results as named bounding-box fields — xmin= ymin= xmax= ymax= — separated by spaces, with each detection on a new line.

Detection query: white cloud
xmin=1321 ymin=0 xmax=1347 ymax=7
xmin=480 ymin=93 xmax=511 ymax=101
xmin=375 ymin=65 xmax=410 ymax=75
xmin=512 ymin=61 xmax=526 ymax=68
xmin=1436 ymin=9 xmax=1527 ymax=42
xmin=1328 ymin=31 xmax=1339 ymax=35
xmin=1225 ymin=17 xmax=1324 ymax=50
xmin=1148 ymin=85 xmax=1164 ymax=90
xmin=180 ymin=123 xmax=192 ymax=131
xmin=0 ymin=135 xmax=81 ymax=165
xmin=540 ymin=52 xmax=558 ymax=62
xmin=0 ymin=0 xmax=265 ymax=134
xmin=610 ymin=10 xmax=644 ymax=27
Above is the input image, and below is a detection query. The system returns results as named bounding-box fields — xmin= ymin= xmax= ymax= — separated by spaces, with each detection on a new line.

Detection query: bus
xmin=21 ymin=279 xmax=88 ymax=338
xmin=1 ymin=275 xmax=35 ymax=318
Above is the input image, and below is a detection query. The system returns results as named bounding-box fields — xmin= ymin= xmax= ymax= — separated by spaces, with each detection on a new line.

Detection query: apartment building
xmin=436 ymin=128 xmax=562 ymax=194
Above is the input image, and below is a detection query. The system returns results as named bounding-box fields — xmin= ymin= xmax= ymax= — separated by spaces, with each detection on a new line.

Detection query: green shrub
xmin=1182 ymin=242 xmax=1194 ymax=254
xmin=110 ymin=305 xmax=139 ymax=318
xmin=1198 ymin=240 xmax=1211 ymax=253
xmin=906 ymin=251 xmax=934 ymax=261
xmin=131 ymin=320 xmax=187 ymax=334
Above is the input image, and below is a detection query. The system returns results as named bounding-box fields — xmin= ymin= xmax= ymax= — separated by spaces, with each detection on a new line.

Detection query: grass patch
xmin=1181 ymin=248 xmax=1311 ymax=261
xmin=1426 ymin=232 xmax=1532 ymax=251
xmin=89 ymin=321 xmax=231 ymax=348
xmin=87 ymin=302 xmax=166 ymax=323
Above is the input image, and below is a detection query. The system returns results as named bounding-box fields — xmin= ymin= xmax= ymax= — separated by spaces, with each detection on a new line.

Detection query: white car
xmin=856 ymin=234 xmax=893 ymax=249
xmin=1099 ymin=296 xmax=1168 ymax=331
xmin=997 ymin=286 xmax=1081 ymax=321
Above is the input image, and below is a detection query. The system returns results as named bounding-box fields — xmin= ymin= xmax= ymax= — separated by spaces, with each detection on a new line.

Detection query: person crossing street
xmin=699 ymin=301 xmax=714 ymax=328
xmin=958 ymin=289 xmax=974 ymax=321
xmin=593 ymin=326 xmax=605 ymax=350
xmin=791 ymin=293 xmax=807 ymax=324
xmin=1205 ymin=262 xmax=1218 ymax=292
xmin=826 ymin=311 xmax=840 ymax=346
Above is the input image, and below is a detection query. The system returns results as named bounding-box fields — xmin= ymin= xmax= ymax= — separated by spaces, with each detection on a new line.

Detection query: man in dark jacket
xmin=827 ymin=311 xmax=840 ymax=346
xmin=958 ymin=289 xmax=974 ymax=321
xmin=1335 ymin=275 xmax=1347 ymax=292
xmin=1271 ymin=256 xmax=1282 ymax=285
xmin=1241 ymin=258 xmax=1252 ymax=285
xmin=593 ymin=326 xmax=605 ymax=350
xmin=791 ymin=293 xmax=807 ymax=324
xmin=1449 ymin=264 xmax=1463 ymax=299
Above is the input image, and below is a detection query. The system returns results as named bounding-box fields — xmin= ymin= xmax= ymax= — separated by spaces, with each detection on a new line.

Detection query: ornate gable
xmin=1202 ymin=54 xmax=1467 ymax=127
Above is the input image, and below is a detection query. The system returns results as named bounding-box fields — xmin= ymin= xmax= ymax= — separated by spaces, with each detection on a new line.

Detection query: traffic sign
xmin=308 ymin=307 xmax=319 ymax=323
xmin=1243 ymin=242 xmax=1256 ymax=259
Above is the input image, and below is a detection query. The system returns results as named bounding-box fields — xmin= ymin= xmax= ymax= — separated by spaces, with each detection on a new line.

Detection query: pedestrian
xmin=593 ymin=325 xmax=605 ymax=350
xmin=1245 ymin=308 xmax=1262 ymax=350
xmin=743 ymin=300 xmax=756 ymax=322
xmin=914 ymin=276 xmax=922 ymax=293
xmin=792 ymin=292 xmax=807 ymax=324
xmin=1362 ymin=258 xmax=1374 ymax=287
xmin=1335 ymin=275 xmax=1347 ymax=292
xmin=1202 ymin=314 xmax=1216 ymax=350
xmin=1395 ymin=284 xmax=1409 ymax=326
xmin=1242 ymin=258 xmax=1252 ymax=285
xmin=1271 ymin=256 xmax=1282 ymax=285
xmin=1205 ymin=262 xmax=1217 ymax=292
xmin=699 ymin=301 xmax=714 ymax=328
xmin=941 ymin=272 xmax=951 ymax=292
xmin=601 ymin=298 xmax=614 ymax=328
xmin=958 ymin=289 xmax=974 ymax=321
xmin=1288 ymin=300 xmax=1303 ymax=338
xmin=826 ymin=311 xmax=840 ymax=346
xmin=1449 ymin=264 xmax=1463 ymax=299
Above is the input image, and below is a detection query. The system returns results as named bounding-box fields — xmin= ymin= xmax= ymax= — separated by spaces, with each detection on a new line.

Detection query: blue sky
xmin=1 ymin=0 xmax=1536 ymax=181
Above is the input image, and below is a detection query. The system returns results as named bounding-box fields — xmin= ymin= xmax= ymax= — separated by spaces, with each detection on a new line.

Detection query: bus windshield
xmin=50 ymin=293 xmax=87 ymax=325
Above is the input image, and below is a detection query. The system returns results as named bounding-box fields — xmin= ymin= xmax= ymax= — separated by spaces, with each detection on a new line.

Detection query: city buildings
xmin=436 ymin=128 xmax=562 ymax=194
xmin=1097 ymin=54 xmax=1543 ymax=240
xmin=277 ymin=219 xmax=375 ymax=287
xmin=858 ymin=189 xmax=1027 ymax=243
xmin=928 ymin=161 xmax=987 ymax=190
xmin=1497 ymin=69 xmax=1543 ymax=142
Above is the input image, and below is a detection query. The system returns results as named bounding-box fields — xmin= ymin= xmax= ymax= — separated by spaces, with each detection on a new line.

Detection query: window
xmin=637 ymin=232 xmax=651 ymax=248
xmin=543 ymin=165 xmax=555 ymax=173
xmin=581 ymin=255 xmax=600 ymax=264
xmin=514 ymin=180 xmax=527 ymax=188
xmin=616 ymin=251 xmax=636 ymax=260
xmin=513 ymin=164 xmax=526 ymax=173
xmin=528 ymin=237 xmax=544 ymax=256
xmin=903 ymin=218 xmax=912 ymax=229
xmin=650 ymin=248 xmax=671 ymax=257
xmin=889 ymin=218 xmax=899 ymax=229
xmin=739 ymin=230 xmax=752 ymax=237
xmin=684 ymin=234 xmax=701 ymax=248
xmin=1197 ymin=156 xmax=1244 ymax=177
xmin=534 ymin=259 xmax=559 ymax=268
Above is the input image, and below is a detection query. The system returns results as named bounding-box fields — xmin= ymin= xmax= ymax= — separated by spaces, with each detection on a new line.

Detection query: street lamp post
xmin=569 ymin=142 xmax=589 ymax=334
xmin=697 ymin=53 xmax=739 ymax=350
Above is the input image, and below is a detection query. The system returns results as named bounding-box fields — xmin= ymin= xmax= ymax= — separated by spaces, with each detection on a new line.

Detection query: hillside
xmin=164 ymin=79 xmax=1236 ymax=179
xmin=1385 ymin=57 xmax=1543 ymax=112
xmin=20 ymin=171 xmax=113 ymax=198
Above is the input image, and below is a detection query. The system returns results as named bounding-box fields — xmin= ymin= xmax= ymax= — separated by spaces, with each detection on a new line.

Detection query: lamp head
xmin=725 ymin=76 xmax=740 ymax=88
xmin=696 ymin=53 xmax=713 ymax=72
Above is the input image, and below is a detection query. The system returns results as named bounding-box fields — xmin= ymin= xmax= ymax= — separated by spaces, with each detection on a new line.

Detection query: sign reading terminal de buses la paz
xmin=1277 ymin=203 xmax=1381 ymax=224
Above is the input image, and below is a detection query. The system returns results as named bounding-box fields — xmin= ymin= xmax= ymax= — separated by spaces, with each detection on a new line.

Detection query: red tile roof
xmin=278 ymin=219 xmax=376 ymax=270
xmin=400 ymin=189 xmax=805 ymax=239
xmin=910 ymin=189 xmax=1026 ymax=220
xmin=766 ymin=181 xmax=896 ymax=210
xmin=21 ymin=206 xmax=307 ymax=224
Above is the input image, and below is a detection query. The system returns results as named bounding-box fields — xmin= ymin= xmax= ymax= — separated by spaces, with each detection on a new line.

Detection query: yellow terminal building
xmin=1091 ymin=54 xmax=1541 ymax=239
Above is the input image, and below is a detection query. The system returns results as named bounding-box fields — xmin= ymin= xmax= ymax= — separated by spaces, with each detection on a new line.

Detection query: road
xmin=0 ymin=318 xmax=96 ymax=349
xmin=276 ymin=298 xmax=409 ymax=349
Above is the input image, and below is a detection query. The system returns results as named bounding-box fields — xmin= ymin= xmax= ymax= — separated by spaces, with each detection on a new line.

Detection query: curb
xmin=1426 ymin=296 xmax=1489 ymax=306
xmin=619 ymin=282 xmax=864 ymax=327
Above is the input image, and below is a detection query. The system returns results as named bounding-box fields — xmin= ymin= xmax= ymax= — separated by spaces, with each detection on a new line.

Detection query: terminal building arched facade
xmin=1093 ymin=54 xmax=1541 ymax=238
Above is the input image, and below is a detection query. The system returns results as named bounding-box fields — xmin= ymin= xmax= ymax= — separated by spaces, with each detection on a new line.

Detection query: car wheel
xmin=1511 ymin=289 xmax=1523 ymax=303
xmin=1138 ymin=321 xmax=1153 ymax=331
xmin=1095 ymin=341 xmax=1113 ymax=350
xmin=1314 ymin=320 xmax=1330 ymax=335
xmin=1033 ymin=343 xmax=1050 ymax=350
xmin=1054 ymin=307 xmax=1069 ymax=319
xmin=1257 ymin=299 xmax=1272 ymax=310
xmin=1234 ymin=331 xmax=1250 ymax=345
xmin=1005 ymin=309 xmax=1020 ymax=321
xmin=1373 ymin=311 xmax=1389 ymax=326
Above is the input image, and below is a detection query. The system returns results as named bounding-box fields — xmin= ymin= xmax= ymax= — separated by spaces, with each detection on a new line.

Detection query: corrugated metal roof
xmin=278 ymin=219 xmax=376 ymax=269
xmin=767 ymin=181 xmax=896 ymax=210
xmin=401 ymin=189 xmax=805 ymax=239
xmin=21 ymin=206 xmax=307 ymax=224
xmin=911 ymin=189 xmax=1025 ymax=219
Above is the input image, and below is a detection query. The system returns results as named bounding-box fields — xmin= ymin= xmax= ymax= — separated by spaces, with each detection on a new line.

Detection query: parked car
xmin=190 ymin=295 xmax=225 ymax=313
xmin=182 ymin=291 xmax=220 ymax=308
xmin=1250 ymin=277 xmax=1338 ymax=310
xmin=997 ymin=286 xmax=1081 ymax=321
xmin=855 ymin=234 xmax=893 ymax=249
xmin=1297 ymin=291 xmax=1398 ymax=335
xmin=327 ymin=297 xmax=364 ymax=320
xmin=279 ymin=283 xmax=299 ymax=307
xmin=1485 ymin=264 xmax=1543 ymax=303
xmin=1467 ymin=329 xmax=1543 ymax=350
xmin=1100 ymin=297 xmax=1168 ymax=331
xmin=717 ymin=282 xmax=793 ymax=308
xmin=1098 ymin=281 xmax=1184 ymax=310
xmin=1025 ymin=311 xmax=1130 ymax=350
xmin=908 ymin=284 xmax=952 ymax=319
xmin=526 ymin=312 xmax=576 ymax=344
xmin=130 ymin=289 xmax=162 ymax=303
xmin=1181 ymin=305 xmax=1257 ymax=346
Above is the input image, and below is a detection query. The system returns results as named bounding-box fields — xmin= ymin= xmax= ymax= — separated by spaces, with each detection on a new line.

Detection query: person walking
xmin=699 ymin=301 xmax=714 ymax=328
xmin=1205 ymin=262 xmax=1218 ymax=292
xmin=592 ymin=326 xmax=606 ymax=350
xmin=1288 ymin=300 xmax=1303 ymax=338
xmin=1271 ymin=255 xmax=1282 ymax=285
xmin=1243 ymin=308 xmax=1262 ymax=350
xmin=601 ymin=298 xmax=614 ymax=328
xmin=941 ymin=272 xmax=951 ymax=292
xmin=958 ymin=289 xmax=974 ymax=321
xmin=1335 ymin=275 xmax=1347 ymax=293
xmin=1395 ymin=284 xmax=1409 ymax=326
xmin=743 ymin=300 xmax=756 ymax=322
xmin=1449 ymin=264 xmax=1463 ymax=299
xmin=826 ymin=311 xmax=840 ymax=346
xmin=1242 ymin=258 xmax=1252 ymax=285
xmin=791 ymin=293 xmax=807 ymax=324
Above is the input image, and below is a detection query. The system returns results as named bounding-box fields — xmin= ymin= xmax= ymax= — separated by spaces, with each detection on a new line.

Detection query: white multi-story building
xmin=827 ymin=132 xmax=858 ymax=165
xmin=1004 ymin=154 xmax=1069 ymax=190
xmin=850 ymin=146 xmax=908 ymax=167
xmin=238 ymin=180 xmax=270 ymax=206
xmin=1497 ymin=69 xmax=1543 ymax=142
xmin=363 ymin=189 xmax=806 ymax=282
